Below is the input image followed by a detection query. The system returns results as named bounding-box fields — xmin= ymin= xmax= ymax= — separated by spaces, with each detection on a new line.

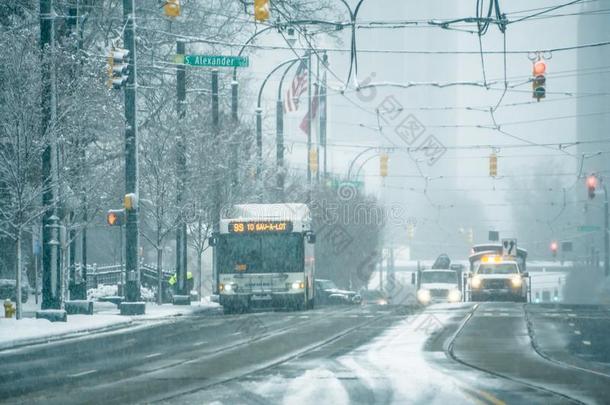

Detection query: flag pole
xmin=306 ymin=47 xmax=312 ymax=186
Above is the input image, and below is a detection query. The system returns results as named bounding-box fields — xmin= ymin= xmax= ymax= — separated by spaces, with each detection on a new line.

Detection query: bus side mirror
xmin=208 ymin=234 xmax=218 ymax=247
xmin=411 ymin=272 xmax=416 ymax=285
xmin=306 ymin=232 xmax=316 ymax=244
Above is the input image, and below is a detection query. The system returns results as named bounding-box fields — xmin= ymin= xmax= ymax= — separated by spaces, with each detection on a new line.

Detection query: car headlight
xmin=291 ymin=281 xmax=304 ymax=289
xmin=224 ymin=283 xmax=233 ymax=292
xmin=470 ymin=276 xmax=482 ymax=289
xmin=417 ymin=289 xmax=431 ymax=304
xmin=511 ymin=276 xmax=522 ymax=288
xmin=448 ymin=289 xmax=462 ymax=303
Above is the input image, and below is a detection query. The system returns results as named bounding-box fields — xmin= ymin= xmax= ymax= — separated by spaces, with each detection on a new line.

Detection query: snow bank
xmin=0 ymin=315 xmax=131 ymax=350
xmin=87 ymin=284 xmax=156 ymax=302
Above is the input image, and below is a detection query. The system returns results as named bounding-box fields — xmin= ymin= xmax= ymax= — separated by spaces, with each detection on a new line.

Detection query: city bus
xmin=211 ymin=203 xmax=316 ymax=313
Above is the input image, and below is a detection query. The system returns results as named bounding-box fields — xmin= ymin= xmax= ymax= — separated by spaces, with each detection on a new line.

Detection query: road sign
xmin=502 ymin=238 xmax=517 ymax=256
xmin=488 ymin=230 xmax=499 ymax=241
xmin=577 ymin=225 xmax=601 ymax=232
xmin=182 ymin=55 xmax=249 ymax=68
xmin=561 ymin=242 xmax=573 ymax=252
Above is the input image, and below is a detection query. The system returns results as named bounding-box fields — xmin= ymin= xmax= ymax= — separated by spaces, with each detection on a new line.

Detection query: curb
xmin=0 ymin=320 xmax=134 ymax=352
xmin=0 ymin=305 xmax=223 ymax=352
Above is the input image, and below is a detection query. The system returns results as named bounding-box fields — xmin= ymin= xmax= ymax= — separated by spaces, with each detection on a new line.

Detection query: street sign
xmin=561 ymin=242 xmax=573 ymax=252
xmin=488 ymin=230 xmax=499 ymax=241
xmin=577 ymin=225 xmax=601 ymax=232
xmin=502 ymin=238 xmax=517 ymax=256
xmin=182 ymin=55 xmax=249 ymax=68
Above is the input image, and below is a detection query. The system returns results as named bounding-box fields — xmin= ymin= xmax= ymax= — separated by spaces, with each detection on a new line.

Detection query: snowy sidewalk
xmin=0 ymin=299 xmax=221 ymax=351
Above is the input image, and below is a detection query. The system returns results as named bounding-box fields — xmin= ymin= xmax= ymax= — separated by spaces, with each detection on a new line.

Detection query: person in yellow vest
xmin=168 ymin=271 xmax=194 ymax=296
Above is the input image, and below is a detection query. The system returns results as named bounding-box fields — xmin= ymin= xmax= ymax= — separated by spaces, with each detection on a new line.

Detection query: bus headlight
xmin=291 ymin=282 xmax=304 ymax=289
xmin=470 ymin=276 xmax=482 ymax=289
xmin=511 ymin=276 xmax=522 ymax=288
xmin=417 ymin=289 xmax=431 ymax=304
xmin=448 ymin=289 xmax=462 ymax=303
xmin=222 ymin=283 xmax=236 ymax=293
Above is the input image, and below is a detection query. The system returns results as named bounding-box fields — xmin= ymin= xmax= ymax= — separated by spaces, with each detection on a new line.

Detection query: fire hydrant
xmin=4 ymin=299 xmax=15 ymax=318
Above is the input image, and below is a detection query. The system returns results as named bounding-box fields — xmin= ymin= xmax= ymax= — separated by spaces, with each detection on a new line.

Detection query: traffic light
xmin=380 ymin=153 xmax=389 ymax=177
xmin=532 ymin=59 xmax=547 ymax=101
xmin=164 ymin=0 xmax=180 ymax=17
xmin=407 ymin=223 xmax=415 ymax=239
xmin=107 ymin=47 xmax=130 ymax=89
xmin=254 ymin=0 xmax=270 ymax=21
xmin=106 ymin=209 xmax=126 ymax=226
xmin=550 ymin=241 xmax=558 ymax=257
xmin=587 ymin=175 xmax=597 ymax=199
xmin=124 ymin=193 xmax=138 ymax=211
xmin=309 ymin=148 xmax=318 ymax=174
xmin=489 ymin=153 xmax=497 ymax=177
xmin=468 ymin=228 xmax=474 ymax=243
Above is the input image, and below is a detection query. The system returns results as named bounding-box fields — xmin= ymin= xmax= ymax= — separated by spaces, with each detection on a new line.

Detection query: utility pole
xmin=175 ymin=40 xmax=188 ymax=298
xmin=315 ymin=55 xmax=320 ymax=184
xmin=230 ymin=79 xmax=239 ymax=189
xmin=122 ymin=0 xmax=141 ymax=307
xmin=276 ymin=91 xmax=284 ymax=197
xmin=40 ymin=0 xmax=61 ymax=310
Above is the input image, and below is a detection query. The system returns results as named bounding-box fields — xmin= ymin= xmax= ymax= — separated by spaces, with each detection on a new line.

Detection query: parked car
xmin=314 ymin=279 xmax=361 ymax=305
xmin=0 ymin=278 xmax=29 ymax=303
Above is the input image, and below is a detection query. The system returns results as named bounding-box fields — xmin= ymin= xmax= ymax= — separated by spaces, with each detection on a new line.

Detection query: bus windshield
xmin=217 ymin=233 xmax=303 ymax=274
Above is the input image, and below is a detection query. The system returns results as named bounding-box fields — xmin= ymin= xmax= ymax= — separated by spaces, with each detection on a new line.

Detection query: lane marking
xmin=574 ymin=330 xmax=581 ymax=335
xmin=500 ymin=312 xmax=509 ymax=317
xmin=583 ymin=340 xmax=591 ymax=346
xmin=568 ymin=313 xmax=577 ymax=317
xmin=68 ymin=369 xmax=97 ymax=378
xmin=568 ymin=322 xmax=575 ymax=327
xmin=145 ymin=352 xmax=162 ymax=359
xmin=193 ymin=340 xmax=208 ymax=346
xmin=231 ymin=332 xmax=242 ymax=336
xmin=460 ymin=385 xmax=506 ymax=405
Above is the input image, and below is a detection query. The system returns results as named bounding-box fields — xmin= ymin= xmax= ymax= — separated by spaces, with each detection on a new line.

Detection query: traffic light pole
xmin=602 ymin=183 xmax=610 ymax=277
xmin=175 ymin=40 xmax=188 ymax=299
xmin=122 ymin=0 xmax=141 ymax=305
xmin=40 ymin=0 xmax=61 ymax=310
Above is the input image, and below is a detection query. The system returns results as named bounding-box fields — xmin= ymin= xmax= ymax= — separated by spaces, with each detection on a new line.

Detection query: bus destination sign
xmin=229 ymin=221 xmax=293 ymax=234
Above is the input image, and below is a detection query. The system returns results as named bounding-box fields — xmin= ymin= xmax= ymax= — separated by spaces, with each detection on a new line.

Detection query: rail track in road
xmin=4 ymin=306 xmax=409 ymax=405
xmin=524 ymin=305 xmax=610 ymax=380
xmin=446 ymin=304 xmax=587 ymax=405
xmin=151 ymin=307 xmax=400 ymax=403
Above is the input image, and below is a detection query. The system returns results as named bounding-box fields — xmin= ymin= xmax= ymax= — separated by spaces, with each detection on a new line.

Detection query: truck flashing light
xmin=481 ymin=255 xmax=503 ymax=263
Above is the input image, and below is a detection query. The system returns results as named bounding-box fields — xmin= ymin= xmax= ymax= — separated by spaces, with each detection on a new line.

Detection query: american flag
xmin=284 ymin=58 xmax=309 ymax=113
xmin=299 ymin=84 xmax=319 ymax=134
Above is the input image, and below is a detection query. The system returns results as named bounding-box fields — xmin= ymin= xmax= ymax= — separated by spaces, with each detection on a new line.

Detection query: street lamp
xmin=255 ymin=57 xmax=302 ymax=185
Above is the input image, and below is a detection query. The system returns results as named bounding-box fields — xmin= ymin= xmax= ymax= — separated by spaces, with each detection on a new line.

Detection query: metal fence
xmin=84 ymin=263 xmax=174 ymax=290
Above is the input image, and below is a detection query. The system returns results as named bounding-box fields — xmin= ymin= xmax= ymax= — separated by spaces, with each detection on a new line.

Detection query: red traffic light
xmin=533 ymin=60 xmax=547 ymax=76
xmin=550 ymin=241 xmax=558 ymax=257
xmin=106 ymin=209 xmax=125 ymax=226
xmin=587 ymin=175 xmax=597 ymax=199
